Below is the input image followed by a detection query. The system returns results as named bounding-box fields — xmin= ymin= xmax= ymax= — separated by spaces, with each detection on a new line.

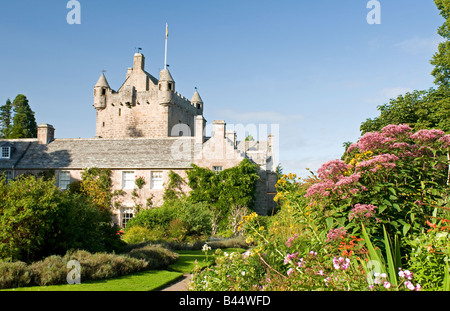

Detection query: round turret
xmin=94 ymin=73 xmax=110 ymax=110
xmin=191 ymin=90 xmax=204 ymax=111
xmin=158 ymin=68 xmax=175 ymax=105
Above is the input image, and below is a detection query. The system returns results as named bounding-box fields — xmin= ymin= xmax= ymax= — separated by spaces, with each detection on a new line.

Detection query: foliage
xmin=360 ymin=88 xmax=450 ymax=135
xmin=1 ymin=95 xmax=38 ymax=139
xmin=190 ymin=124 xmax=450 ymax=291
xmin=0 ymin=249 xmax=155 ymax=289
xmin=404 ymin=206 xmax=450 ymax=290
xmin=186 ymin=158 xmax=260 ymax=234
xmin=431 ymin=0 xmax=450 ymax=88
xmin=124 ymin=200 xmax=212 ymax=242
xmin=163 ymin=170 xmax=186 ymax=202
xmin=0 ymin=99 xmax=13 ymax=138
xmin=74 ymin=167 xmax=121 ymax=215
xmin=0 ymin=174 xmax=125 ymax=262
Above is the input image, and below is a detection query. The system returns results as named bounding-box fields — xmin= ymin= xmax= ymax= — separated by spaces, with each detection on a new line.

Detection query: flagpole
xmin=164 ymin=23 xmax=168 ymax=69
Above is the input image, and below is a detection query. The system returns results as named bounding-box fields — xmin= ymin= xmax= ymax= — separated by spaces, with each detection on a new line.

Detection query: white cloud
xmin=217 ymin=109 xmax=304 ymax=124
xmin=363 ymin=86 xmax=413 ymax=105
xmin=395 ymin=36 xmax=442 ymax=54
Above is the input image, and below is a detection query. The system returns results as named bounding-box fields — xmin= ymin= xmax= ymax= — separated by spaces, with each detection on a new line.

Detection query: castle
xmin=0 ymin=52 xmax=277 ymax=227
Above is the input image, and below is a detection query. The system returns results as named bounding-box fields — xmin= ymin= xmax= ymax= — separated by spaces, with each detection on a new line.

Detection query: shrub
xmin=176 ymin=201 xmax=212 ymax=240
xmin=0 ymin=175 xmax=125 ymax=262
xmin=29 ymin=255 xmax=66 ymax=286
xmin=126 ymin=204 xmax=177 ymax=230
xmin=127 ymin=244 xmax=179 ymax=270
xmin=0 ymin=261 xmax=32 ymax=289
xmin=121 ymin=225 xmax=155 ymax=244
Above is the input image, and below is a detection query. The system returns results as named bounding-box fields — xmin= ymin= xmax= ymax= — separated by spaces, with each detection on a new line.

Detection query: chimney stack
xmin=37 ymin=124 xmax=55 ymax=144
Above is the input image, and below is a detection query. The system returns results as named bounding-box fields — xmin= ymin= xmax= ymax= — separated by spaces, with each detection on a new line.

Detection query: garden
xmin=189 ymin=125 xmax=450 ymax=291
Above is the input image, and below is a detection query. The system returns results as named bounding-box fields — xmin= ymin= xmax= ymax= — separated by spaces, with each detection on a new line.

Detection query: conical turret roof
xmin=159 ymin=68 xmax=174 ymax=82
xmin=191 ymin=90 xmax=203 ymax=103
xmin=95 ymin=73 xmax=111 ymax=88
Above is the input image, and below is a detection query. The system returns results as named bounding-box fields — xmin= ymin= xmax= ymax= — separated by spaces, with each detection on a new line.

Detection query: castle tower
xmin=93 ymin=52 xmax=204 ymax=139
xmin=94 ymin=73 xmax=110 ymax=111
xmin=191 ymin=90 xmax=204 ymax=115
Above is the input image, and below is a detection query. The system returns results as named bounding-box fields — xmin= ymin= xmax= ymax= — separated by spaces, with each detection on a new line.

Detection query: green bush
xmin=126 ymin=204 xmax=177 ymax=230
xmin=127 ymin=244 xmax=179 ymax=269
xmin=29 ymin=255 xmax=66 ymax=286
xmin=0 ymin=175 xmax=125 ymax=262
xmin=0 ymin=261 xmax=32 ymax=289
xmin=124 ymin=200 xmax=212 ymax=242
xmin=177 ymin=201 xmax=212 ymax=240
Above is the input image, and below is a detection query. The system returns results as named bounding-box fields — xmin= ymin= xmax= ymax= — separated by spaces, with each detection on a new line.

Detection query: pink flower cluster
xmin=284 ymin=252 xmax=299 ymax=264
xmin=317 ymin=159 xmax=349 ymax=180
xmin=381 ymin=124 xmax=412 ymax=137
xmin=439 ymin=134 xmax=450 ymax=148
xmin=398 ymin=268 xmax=421 ymax=291
xmin=358 ymin=131 xmax=394 ymax=152
xmin=333 ymin=257 xmax=350 ymax=270
xmin=326 ymin=227 xmax=348 ymax=242
xmin=355 ymin=153 xmax=399 ymax=173
xmin=369 ymin=272 xmax=391 ymax=290
xmin=411 ymin=129 xmax=445 ymax=144
xmin=285 ymin=234 xmax=299 ymax=248
xmin=349 ymin=204 xmax=377 ymax=221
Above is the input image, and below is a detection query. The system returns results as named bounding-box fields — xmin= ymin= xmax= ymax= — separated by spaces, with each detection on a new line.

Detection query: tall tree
xmin=431 ymin=0 xmax=450 ymax=88
xmin=0 ymin=99 xmax=12 ymax=138
xmin=359 ymin=0 xmax=450 ymax=135
xmin=9 ymin=94 xmax=37 ymax=139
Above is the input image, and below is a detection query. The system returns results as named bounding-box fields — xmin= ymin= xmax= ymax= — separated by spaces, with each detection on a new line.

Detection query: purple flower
xmin=326 ymin=227 xmax=347 ymax=242
xmin=381 ymin=124 xmax=412 ymax=137
xmin=411 ymin=129 xmax=445 ymax=144
xmin=332 ymin=257 xmax=350 ymax=270
xmin=349 ymin=204 xmax=378 ymax=221
xmin=287 ymin=268 xmax=294 ymax=276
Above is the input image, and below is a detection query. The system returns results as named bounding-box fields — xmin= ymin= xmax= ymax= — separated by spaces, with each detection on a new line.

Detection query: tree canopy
xmin=360 ymin=0 xmax=450 ymax=136
xmin=0 ymin=94 xmax=37 ymax=139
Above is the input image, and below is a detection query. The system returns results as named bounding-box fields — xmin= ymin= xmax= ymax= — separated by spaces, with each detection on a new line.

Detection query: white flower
xmin=241 ymin=271 xmax=246 ymax=276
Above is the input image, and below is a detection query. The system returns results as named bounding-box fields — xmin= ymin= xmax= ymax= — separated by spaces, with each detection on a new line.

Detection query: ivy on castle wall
xmin=186 ymin=158 xmax=260 ymax=217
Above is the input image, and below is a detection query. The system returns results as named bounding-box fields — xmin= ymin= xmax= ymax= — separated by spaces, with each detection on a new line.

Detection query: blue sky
xmin=0 ymin=0 xmax=443 ymax=176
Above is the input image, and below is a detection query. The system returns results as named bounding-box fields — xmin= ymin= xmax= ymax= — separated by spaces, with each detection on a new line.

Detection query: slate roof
xmin=0 ymin=138 xmax=195 ymax=170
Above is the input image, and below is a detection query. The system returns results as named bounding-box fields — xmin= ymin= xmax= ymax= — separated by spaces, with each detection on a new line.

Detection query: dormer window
xmin=1 ymin=146 xmax=11 ymax=159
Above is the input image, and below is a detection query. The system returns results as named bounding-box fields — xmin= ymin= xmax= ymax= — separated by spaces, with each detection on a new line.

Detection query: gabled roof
xmin=0 ymin=139 xmax=36 ymax=169
xmin=12 ymin=138 xmax=195 ymax=170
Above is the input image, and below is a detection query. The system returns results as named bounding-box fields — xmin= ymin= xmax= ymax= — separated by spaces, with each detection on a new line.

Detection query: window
xmin=119 ymin=108 xmax=122 ymax=116
xmin=121 ymin=208 xmax=134 ymax=228
xmin=122 ymin=171 xmax=135 ymax=189
xmin=1 ymin=147 xmax=10 ymax=159
xmin=213 ymin=166 xmax=223 ymax=173
xmin=58 ymin=171 xmax=71 ymax=190
xmin=168 ymin=82 xmax=173 ymax=91
xmin=150 ymin=171 xmax=163 ymax=189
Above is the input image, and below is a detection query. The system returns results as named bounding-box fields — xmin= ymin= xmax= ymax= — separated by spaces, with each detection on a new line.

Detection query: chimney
xmin=133 ymin=53 xmax=145 ymax=71
xmin=213 ymin=120 xmax=226 ymax=140
xmin=37 ymin=124 xmax=55 ymax=144
xmin=195 ymin=116 xmax=205 ymax=144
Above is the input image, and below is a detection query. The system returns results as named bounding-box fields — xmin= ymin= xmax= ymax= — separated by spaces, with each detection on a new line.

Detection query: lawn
xmin=3 ymin=248 xmax=245 ymax=291
xmin=6 ymin=270 xmax=183 ymax=291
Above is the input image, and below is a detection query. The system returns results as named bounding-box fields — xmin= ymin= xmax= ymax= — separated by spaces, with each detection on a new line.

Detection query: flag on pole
xmin=165 ymin=23 xmax=169 ymax=39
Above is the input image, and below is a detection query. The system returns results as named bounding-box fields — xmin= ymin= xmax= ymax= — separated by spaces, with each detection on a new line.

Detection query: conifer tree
xmin=9 ymin=94 xmax=37 ymax=139
xmin=0 ymin=99 xmax=12 ymax=138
